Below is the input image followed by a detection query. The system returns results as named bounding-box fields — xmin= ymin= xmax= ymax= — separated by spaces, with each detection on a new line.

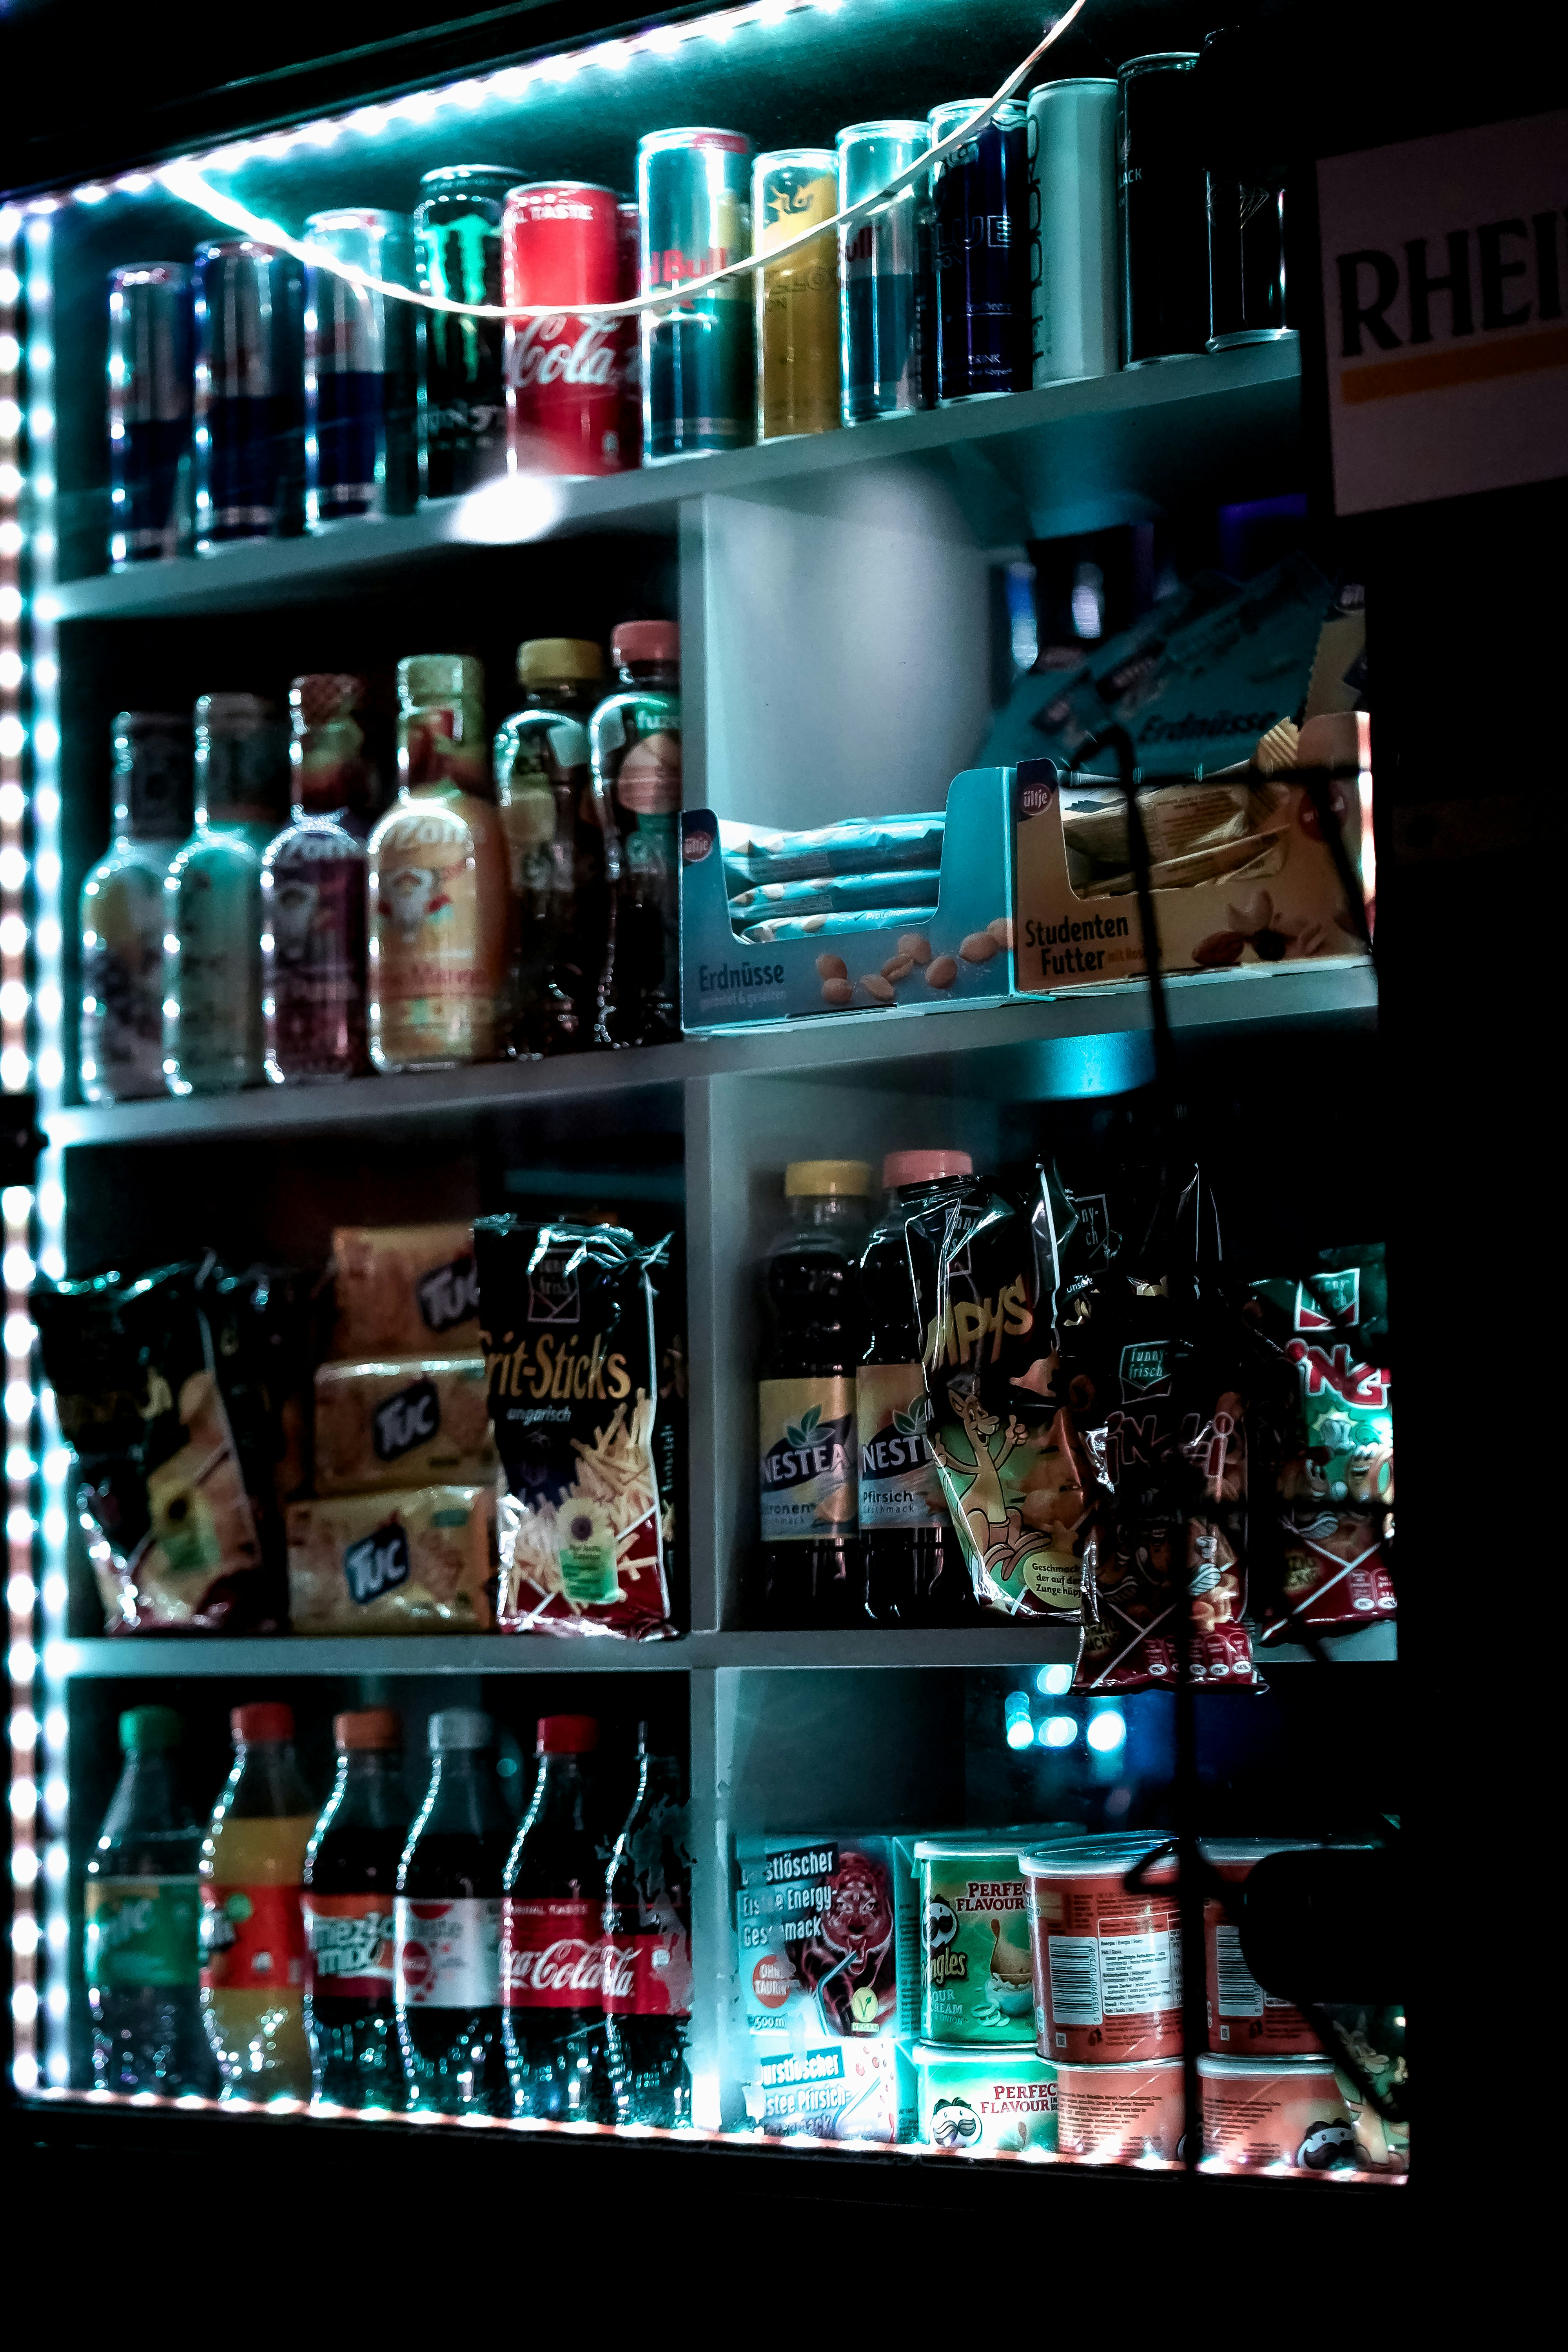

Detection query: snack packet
xmin=314 ymin=1356 xmax=497 ymax=1493
xmin=722 ymin=813 xmax=946 ymax=891
xmin=474 ymin=1218 xmax=677 ymax=1640
xmin=287 ymin=1485 xmax=495 ymax=1631
xmin=740 ymin=906 xmax=940 ymax=944
xmin=330 ymin=1222 xmax=479 ymax=1359
xmin=730 ymin=869 xmax=944 ymax=920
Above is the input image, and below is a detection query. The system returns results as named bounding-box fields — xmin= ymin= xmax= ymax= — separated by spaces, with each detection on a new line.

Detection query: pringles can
xmin=414 ymin=165 xmax=512 ymax=497
xmin=193 ymin=240 xmax=305 ymax=547
xmin=1027 ymin=80 xmax=1119 ymax=384
xmin=836 ymin=120 xmax=928 ymax=424
xmin=638 ymin=127 xmax=754 ymax=461
xmin=107 ymin=264 xmax=192 ymax=565
xmin=503 ymin=181 xmax=626 ymax=476
xmin=754 ymin=149 xmax=840 ymax=440
xmin=1117 ymin=55 xmax=1209 ymax=365
xmin=926 ymin=100 xmax=1031 ymax=403
xmin=303 ymin=210 xmax=418 ymax=525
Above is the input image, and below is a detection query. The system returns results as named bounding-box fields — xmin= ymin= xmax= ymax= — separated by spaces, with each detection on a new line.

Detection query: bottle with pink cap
xmin=858 ymin=1147 xmax=984 ymax=1625
xmin=589 ymin=619 xmax=681 ymax=1049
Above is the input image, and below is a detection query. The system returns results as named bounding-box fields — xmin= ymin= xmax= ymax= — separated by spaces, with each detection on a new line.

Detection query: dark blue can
xmin=304 ymin=209 xmax=417 ymax=525
xmin=926 ymin=100 xmax=1031 ymax=403
xmin=193 ymin=240 xmax=305 ymax=547
xmin=107 ymin=265 xmax=192 ymax=565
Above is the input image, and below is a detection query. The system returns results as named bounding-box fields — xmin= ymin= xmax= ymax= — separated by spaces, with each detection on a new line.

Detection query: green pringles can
xmin=912 ymin=2043 xmax=1058 ymax=2154
xmin=639 ymin=127 xmax=755 ymax=461
xmin=915 ymin=1830 xmax=1083 ymax=2044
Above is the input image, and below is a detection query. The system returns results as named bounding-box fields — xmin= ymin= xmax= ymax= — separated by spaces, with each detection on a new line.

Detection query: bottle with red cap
xmin=395 ymin=1708 xmax=512 ymax=2115
xmin=590 ymin=622 xmax=681 ymax=1049
xmin=602 ymin=1722 xmax=692 ymax=2126
xmin=261 ymin=673 xmax=374 ymax=1086
xmin=858 ymin=1148 xmax=984 ymax=1624
xmin=200 ymin=1701 xmax=317 ymax=2102
xmin=302 ymin=1707 xmax=410 ymax=2111
xmin=501 ymin=1713 xmax=613 ymax=2120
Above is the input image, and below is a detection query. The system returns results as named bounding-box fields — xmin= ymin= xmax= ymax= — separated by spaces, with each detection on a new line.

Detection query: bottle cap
xmin=429 ymin=1707 xmax=492 ymax=1752
xmin=536 ymin=1714 xmax=599 ymax=1755
xmin=784 ymin=1159 xmax=873 ymax=1200
xmin=231 ymin=1702 xmax=294 ymax=1745
xmin=334 ymin=1708 xmax=401 ymax=1752
xmin=120 ymin=1705 xmax=181 ymax=1754
xmin=882 ymin=1149 xmax=973 ymax=1189
xmin=397 ymin=653 xmax=485 ymax=707
xmin=517 ymin=638 xmax=604 ymax=687
xmin=610 ymin=620 xmax=679 ymax=669
xmin=291 ymin=674 xmax=367 ymax=730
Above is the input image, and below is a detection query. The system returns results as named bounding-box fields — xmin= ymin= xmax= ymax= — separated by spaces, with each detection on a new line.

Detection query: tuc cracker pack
xmin=735 ymin=1832 xmax=919 ymax=2142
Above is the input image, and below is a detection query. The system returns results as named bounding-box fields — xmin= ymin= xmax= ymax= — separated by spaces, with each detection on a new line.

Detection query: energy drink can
xmin=107 ymin=264 xmax=192 ymax=565
xmin=638 ymin=127 xmax=753 ymax=462
xmin=754 ymin=148 xmax=840 ymax=441
xmin=836 ymin=120 xmax=928 ymax=424
xmin=1117 ymin=54 xmax=1209 ymax=365
xmin=1207 ymin=178 xmax=1292 ymax=348
xmin=414 ymin=166 xmax=512 ymax=498
xmin=1027 ymin=80 xmax=1118 ymax=385
xmin=926 ymin=99 xmax=1031 ymax=403
xmin=193 ymin=240 xmax=305 ymax=547
xmin=304 ymin=209 xmax=418 ymax=525
xmin=617 ymin=201 xmax=643 ymax=468
xmin=503 ymin=181 xmax=625 ymax=476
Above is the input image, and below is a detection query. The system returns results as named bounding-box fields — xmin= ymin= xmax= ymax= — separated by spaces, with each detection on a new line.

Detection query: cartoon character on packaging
xmin=794 ymin=1848 xmax=896 ymax=2037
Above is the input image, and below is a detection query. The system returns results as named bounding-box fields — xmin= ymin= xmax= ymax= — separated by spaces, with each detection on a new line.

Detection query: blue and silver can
xmin=193 ymin=240 xmax=305 ymax=547
xmin=639 ymin=127 xmax=754 ymax=462
xmin=1027 ymin=80 xmax=1119 ymax=385
xmin=107 ymin=265 xmax=192 ymax=565
xmin=836 ymin=120 xmax=929 ymax=424
xmin=304 ymin=209 xmax=418 ymax=525
xmin=926 ymin=100 xmax=1031 ymax=403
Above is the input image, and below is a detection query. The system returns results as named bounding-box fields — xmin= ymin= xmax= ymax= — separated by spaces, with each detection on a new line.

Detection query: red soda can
xmin=503 ymin=181 xmax=625 ymax=475
xmin=616 ymin=200 xmax=643 ymax=470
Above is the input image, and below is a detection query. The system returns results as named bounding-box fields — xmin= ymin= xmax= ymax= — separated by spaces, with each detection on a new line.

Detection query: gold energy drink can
xmin=753 ymin=149 xmax=841 ymax=440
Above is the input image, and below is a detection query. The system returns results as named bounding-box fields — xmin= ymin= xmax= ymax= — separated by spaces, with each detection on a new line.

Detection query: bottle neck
xmin=223 ymin=1738 xmax=314 ymax=1819
xmin=792 ymin=1194 xmax=868 ymax=1236
xmin=415 ymin=1748 xmax=508 ymax=1840
xmin=318 ymin=1749 xmax=407 ymax=1834
xmin=99 ymin=1749 xmax=195 ymax=1844
xmin=524 ymin=1752 xmax=593 ymax=1835
xmin=523 ymin=679 xmax=600 ymax=717
xmin=615 ymin=661 xmax=679 ymax=693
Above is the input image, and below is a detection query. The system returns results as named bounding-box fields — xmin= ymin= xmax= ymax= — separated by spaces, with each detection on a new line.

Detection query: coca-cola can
xmin=503 ymin=181 xmax=627 ymax=476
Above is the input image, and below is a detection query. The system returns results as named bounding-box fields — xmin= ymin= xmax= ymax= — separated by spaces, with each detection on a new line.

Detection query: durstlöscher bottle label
xmin=200 ymin=1882 xmax=307 ymax=1991
xmin=394 ymin=1895 xmax=503 ymax=2009
xmin=602 ymin=1925 xmax=693 ymax=2018
xmin=500 ymin=1896 xmax=604 ymax=2009
xmin=302 ymin=1894 xmax=396 ymax=1999
xmin=758 ymin=1376 xmax=856 ymax=1541
xmin=85 ymin=1876 xmax=201 ymax=1990
xmin=857 ymin=1361 xmax=948 ymax=1530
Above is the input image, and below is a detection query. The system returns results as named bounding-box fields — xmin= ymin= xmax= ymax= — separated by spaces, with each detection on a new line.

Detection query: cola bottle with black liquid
xmin=395 ymin=1708 xmax=511 ymax=2116
xmin=303 ymin=1708 xmax=409 ymax=2111
xmin=603 ymin=1725 xmax=692 ymax=2127
xmin=501 ymin=1714 xmax=613 ymax=2121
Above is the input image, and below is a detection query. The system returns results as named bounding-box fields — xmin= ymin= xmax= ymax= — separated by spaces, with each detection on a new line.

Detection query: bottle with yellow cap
xmin=493 ymin=637 xmax=608 ymax=1057
xmin=755 ymin=1158 xmax=872 ymax=1625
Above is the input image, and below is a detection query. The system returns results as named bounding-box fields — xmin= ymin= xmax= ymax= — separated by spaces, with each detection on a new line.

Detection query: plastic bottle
xmin=590 ymin=621 xmax=681 ymax=1048
xmin=85 ymin=1704 xmax=212 ymax=2096
xmin=395 ymin=1707 xmax=511 ymax=2115
xmin=200 ymin=1700 xmax=316 ymax=2102
xmin=493 ymin=637 xmax=608 ymax=1056
xmin=368 ymin=654 xmax=511 ymax=1071
xmin=602 ymin=1724 xmax=693 ymax=2127
xmin=755 ymin=1158 xmax=872 ymax=1624
xmin=501 ymin=1713 xmax=612 ymax=2121
xmin=858 ymin=1149 xmax=982 ymax=1625
xmin=163 ymin=693 xmax=289 ymax=1095
xmin=79 ymin=712 xmax=193 ymax=1104
xmin=302 ymin=1706 xmax=410 ymax=2112
xmin=262 ymin=673 xmax=374 ymax=1085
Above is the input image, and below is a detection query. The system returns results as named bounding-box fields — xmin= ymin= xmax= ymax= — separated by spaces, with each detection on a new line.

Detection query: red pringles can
xmin=503 ymin=181 xmax=626 ymax=476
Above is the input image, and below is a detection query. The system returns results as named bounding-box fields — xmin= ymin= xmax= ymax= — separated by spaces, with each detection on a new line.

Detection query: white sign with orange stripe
xmin=1318 ymin=110 xmax=1567 ymax=515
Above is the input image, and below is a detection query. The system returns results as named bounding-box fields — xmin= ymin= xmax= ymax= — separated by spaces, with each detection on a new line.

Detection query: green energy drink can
xmin=754 ymin=149 xmax=840 ymax=440
xmin=638 ymin=127 xmax=754 ymax=461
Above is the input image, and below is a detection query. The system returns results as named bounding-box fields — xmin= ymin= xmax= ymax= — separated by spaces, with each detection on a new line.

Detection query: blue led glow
xmin=1087 ymin=1710 xmax=1127 ymax=1753
xmin=1005 ymin=1718 xmax=1035 ymax=1751
xmin=1040 ymin=1716 xmax=1077 ymax=1748
xmin=1036 ymin=1662 xmax=1073 ymax=1696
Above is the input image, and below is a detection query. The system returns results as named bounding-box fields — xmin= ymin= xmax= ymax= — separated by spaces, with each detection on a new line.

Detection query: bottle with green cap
xmin=368 ymin=653 xmax=512 ymax=1070
xmin=754 ymin=1158 xmax=872 ymax=1624
xmin=493 ymin=637 xmax=609 ymax=1057
xmin=86 ymin=1705 xmax=213 ymax=2095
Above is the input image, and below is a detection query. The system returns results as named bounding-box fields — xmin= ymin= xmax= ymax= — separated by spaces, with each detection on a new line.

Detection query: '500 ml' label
xmin=759 ymin=1376 xmax=855 ymax=1542
xmin=86 ymin=1877 xmax=201 ymax=1990
xmin=394 ymin=1895 xmax=502 ymax=2009
xmin=303 ymin=1894 xmax=396 ymax=1998
xmin=857 ymin=1361 xmax=948 ymax=1531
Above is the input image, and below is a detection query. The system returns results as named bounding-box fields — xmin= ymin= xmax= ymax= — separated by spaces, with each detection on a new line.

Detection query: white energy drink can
xmin=1027 ymin=79 xmax=1119 ymax=385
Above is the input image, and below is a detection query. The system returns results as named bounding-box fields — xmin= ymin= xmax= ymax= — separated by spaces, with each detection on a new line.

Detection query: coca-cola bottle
xmin=395 ymin=1708 xmax=510 ymax=2116
xmin=302 ymin=1708 xmax=409 ymax=2112
xmin=501 ymin=1714 xmax=612 ymax=2121
xmin=602 ymin=1724 xmax=692 ymax=2127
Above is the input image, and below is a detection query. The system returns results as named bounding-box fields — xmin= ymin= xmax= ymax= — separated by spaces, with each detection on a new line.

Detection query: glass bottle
xmin=262 ymin=673 xmax=374 ymax=1085
xmin=494 ymin=636 xmax=608 ymax=1057
xmin=163 ymin=692 xmax=289 ymax=1095
xmin=602 ymin=1725 xmax=692 ymax=2128
xmin=200 ymin=1700 xmax=316 ymax=2103
xmin=755 ymin=1158 xmax=872 ymax=1625
xmin=395 ymin=1707 xmax=512 ymax=2116
xmin=79 ymin=710 xmax=192 ymax=1103
xmin=591 ymin=620 xmax=682 ymax=1049
xmin=85 ymin=1704 xmax=212 ymax=2096
xmin=302 ymin=1707 xmax=409 ymax=2113
xmin=368 ymin=653 xmax=511 ymax=1071
xmin=501 ymin=1713 xmax=612 ymax=2122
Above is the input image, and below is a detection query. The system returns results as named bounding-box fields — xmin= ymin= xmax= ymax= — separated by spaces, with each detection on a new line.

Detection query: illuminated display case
xmin=0 ymin=0 xmax=1439 ymax=2221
